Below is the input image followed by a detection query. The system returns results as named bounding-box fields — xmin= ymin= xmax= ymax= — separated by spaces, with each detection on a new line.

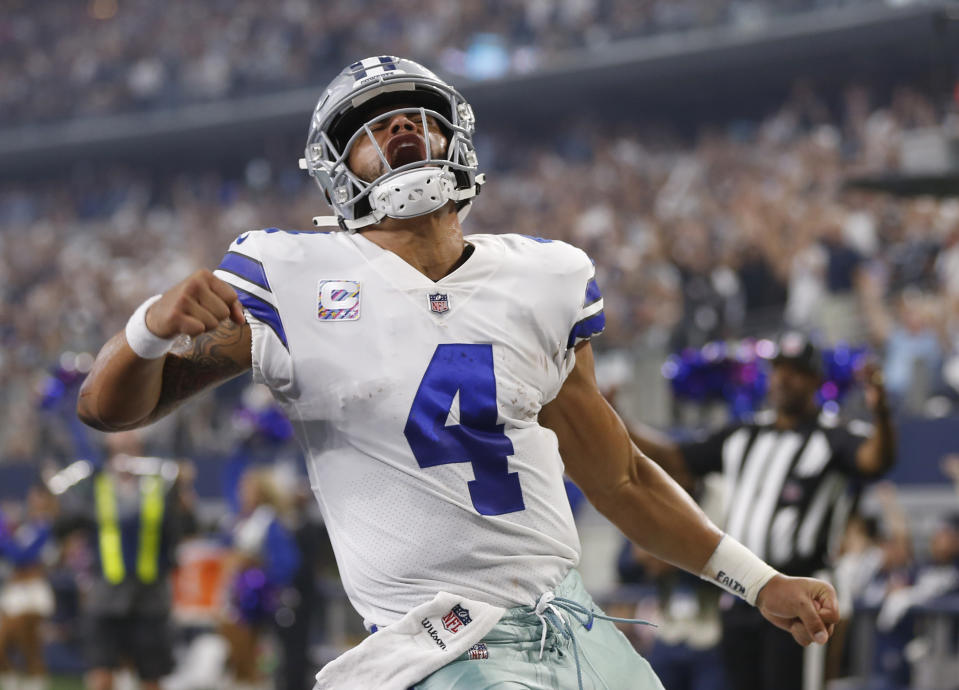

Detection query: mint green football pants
xmin=414 ymin=569 xmax=665 ymax=690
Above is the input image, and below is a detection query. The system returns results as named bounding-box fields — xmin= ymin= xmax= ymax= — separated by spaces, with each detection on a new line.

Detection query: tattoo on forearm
xmin=148 ymin=321 xmax=248 ymax=421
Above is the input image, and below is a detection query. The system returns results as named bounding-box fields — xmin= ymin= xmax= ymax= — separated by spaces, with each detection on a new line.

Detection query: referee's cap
xmin=772 ymin=332 xmax=822 ymax=377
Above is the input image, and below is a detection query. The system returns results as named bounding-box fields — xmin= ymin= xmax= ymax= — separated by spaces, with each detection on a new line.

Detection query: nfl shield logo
xmin=429 ymin=292 xmax=450 ymax=314
xmin=441 ymin=604 xmax=472 ymax=634
xmin=467 ymin=643 xmax=489 ymax=660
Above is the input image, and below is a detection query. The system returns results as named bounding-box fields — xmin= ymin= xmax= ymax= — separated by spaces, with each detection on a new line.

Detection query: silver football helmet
xmin=299 ymin=56 xmax=485 ymax=231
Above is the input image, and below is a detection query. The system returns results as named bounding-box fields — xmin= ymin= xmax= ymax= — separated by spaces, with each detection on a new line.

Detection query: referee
xmin=627 ymin=333 xmax=895 ymax=690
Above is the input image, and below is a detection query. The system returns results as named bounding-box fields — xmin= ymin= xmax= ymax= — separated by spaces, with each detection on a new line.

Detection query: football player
xmin=78 ymin=56 xmax=839 ymax=689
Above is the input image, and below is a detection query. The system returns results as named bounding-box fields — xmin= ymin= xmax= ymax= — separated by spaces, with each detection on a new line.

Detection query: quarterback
xmin=79 ymin=56 xmax=839 ymax=689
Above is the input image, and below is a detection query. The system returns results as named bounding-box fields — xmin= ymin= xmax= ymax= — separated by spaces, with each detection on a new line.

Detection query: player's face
xmin=768 ymin=362 xmax=819 ymax=416
xmin=347 ymin=104 xmax=448 ymax=183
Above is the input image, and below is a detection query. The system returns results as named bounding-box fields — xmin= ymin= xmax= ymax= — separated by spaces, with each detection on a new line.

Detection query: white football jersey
xmin=214 ymin=229 xmax=605 ymax=627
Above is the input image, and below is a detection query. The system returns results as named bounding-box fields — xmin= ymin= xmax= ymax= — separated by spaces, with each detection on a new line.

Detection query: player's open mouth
xmin=386 ymin=133 xmax=427 ymax=168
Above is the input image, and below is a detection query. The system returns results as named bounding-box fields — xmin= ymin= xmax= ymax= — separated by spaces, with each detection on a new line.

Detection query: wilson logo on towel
xmin=420 ymin=618 xmax=447 ymax=650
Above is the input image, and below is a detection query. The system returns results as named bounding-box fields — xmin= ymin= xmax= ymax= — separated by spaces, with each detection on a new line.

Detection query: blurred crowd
xmin=1 ymin=0 xmax=897 ymax=127
xmin=3 ymin=79 xmax=959 ymax=465
xmin=474 ymin=82 xmax=959 ymax=417
xmin=0 ymin=427 xmax=330 ymax=690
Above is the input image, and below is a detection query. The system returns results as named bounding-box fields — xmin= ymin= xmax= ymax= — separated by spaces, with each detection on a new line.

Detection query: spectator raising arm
xmin=855 ymin=363 xmax=896 ymax=476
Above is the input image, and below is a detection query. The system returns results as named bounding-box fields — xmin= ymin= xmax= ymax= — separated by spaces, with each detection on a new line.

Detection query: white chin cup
xmin=369 ymin=168 xmax=455 ymax=219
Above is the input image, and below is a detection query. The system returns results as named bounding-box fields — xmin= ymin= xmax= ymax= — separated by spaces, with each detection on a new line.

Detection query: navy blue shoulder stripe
xmin=584 ymin=278 xmax=602 ymax=307
xmin=262 ymin=227 xmax=312 ymax=235
xmin=567 ymin=310 xmax=606 ymax=349
xmin=235 ymin=228 xmax=315 ymax=246
xmin=218 ymin=252 xmax=271 ymax=293
xmin=234 ymin=287 xmax=288 ymax=349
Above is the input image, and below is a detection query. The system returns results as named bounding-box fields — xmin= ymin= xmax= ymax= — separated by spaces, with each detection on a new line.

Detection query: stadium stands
xmin=1 ymin=0 xmax=897 ymax=127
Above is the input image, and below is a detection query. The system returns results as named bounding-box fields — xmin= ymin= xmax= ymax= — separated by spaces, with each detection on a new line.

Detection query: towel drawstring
xmin=534 ymin=591 xmax=656 ymax=690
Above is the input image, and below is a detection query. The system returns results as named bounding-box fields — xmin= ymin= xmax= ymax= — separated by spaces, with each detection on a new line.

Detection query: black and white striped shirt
xmin=681 ymin=411 xmax=873 ymax=577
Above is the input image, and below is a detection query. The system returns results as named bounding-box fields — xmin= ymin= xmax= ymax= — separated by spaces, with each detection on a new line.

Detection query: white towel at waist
xmin=314 ymin=591 xmax=506 ymax=690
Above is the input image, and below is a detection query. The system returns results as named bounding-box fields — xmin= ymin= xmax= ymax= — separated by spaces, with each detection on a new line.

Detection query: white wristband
xmin=700 ymin=534 xmax=779 ymax=606
xmin=125 ymin=294 xmax=176 ymax=359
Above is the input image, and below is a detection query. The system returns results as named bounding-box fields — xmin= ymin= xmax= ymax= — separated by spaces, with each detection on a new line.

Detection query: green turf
xmin=49 ymin=676 xmax=85 ymax=690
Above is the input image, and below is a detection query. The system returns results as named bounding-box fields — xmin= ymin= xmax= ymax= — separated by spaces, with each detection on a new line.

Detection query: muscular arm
xmin=622 ymin=418 xmax=695 ymax=492
xmin=541 ymin=343 xmax=839 ymax=646
xmin=77 ymin=270 xmax=252 ymax=431
xmin=78 ymin=320 xmax=252 ymax=431
xmin=540 ymin=342 xmax=722 ymax=574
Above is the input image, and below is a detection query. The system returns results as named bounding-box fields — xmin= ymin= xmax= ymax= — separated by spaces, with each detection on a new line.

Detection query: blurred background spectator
xmin=219 ymin=466 xmax=300 ymax=690
xmin=53 ymin=432 xmax=190 ymax=690
xmin=0 ymin=484 xmax=57 ymax=690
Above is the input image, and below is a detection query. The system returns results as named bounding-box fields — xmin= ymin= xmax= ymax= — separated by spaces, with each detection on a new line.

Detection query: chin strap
xmin=313 ymin=172 xmax=485 ymax=233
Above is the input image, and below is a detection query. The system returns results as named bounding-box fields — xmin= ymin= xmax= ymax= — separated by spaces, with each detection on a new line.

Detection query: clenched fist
xmin=757 ymin=574 xmax=839 ymax=646
xmin=145 ymin=270 xmax=245 ymax=338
